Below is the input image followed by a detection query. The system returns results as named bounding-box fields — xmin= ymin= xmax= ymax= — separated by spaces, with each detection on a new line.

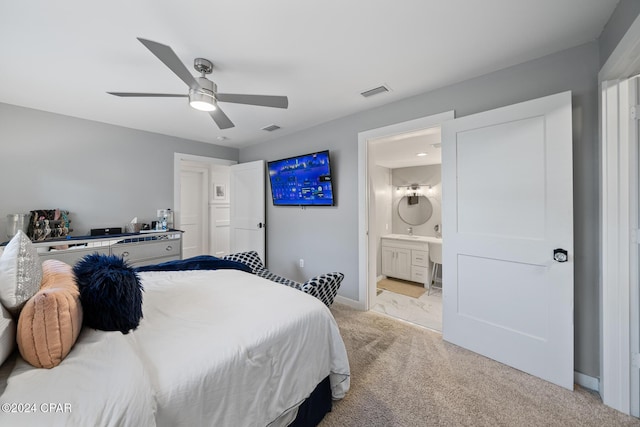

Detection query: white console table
xmin=33 ymin=230 xmax=183 ymax=267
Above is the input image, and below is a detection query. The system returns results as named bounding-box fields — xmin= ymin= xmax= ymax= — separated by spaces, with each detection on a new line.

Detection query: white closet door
xmin=180 ymin=166 xmax=208 ymax=258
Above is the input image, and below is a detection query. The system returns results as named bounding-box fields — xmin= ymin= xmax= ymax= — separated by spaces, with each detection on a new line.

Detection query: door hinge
xmin=631 ymin=105 xmax=640 ymax=120
xmin=632 ymin=353 xmax=640 ymax=369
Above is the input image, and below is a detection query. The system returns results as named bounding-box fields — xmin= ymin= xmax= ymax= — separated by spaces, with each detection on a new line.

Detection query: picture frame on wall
xmin=214 ymin=183 xmax=226 ymax=200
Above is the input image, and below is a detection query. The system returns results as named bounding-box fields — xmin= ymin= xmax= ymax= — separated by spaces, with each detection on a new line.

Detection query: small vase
xmin=6 ymin=213 xmax=27 ymax=239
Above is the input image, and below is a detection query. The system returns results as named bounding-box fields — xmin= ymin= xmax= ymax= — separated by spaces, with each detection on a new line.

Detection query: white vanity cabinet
xmin=381 ymin=237 xmax=429 ymax=285
xmin=381 ymin=245 xmax=412 ymax=280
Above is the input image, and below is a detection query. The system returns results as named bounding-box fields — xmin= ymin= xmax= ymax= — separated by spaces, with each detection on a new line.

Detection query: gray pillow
xmin=0 ymin=230 xmax=43 ymax=316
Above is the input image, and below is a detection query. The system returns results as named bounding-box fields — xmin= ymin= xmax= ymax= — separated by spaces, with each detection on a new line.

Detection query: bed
xmin=0 ymin=267 xmax=350 ymax=426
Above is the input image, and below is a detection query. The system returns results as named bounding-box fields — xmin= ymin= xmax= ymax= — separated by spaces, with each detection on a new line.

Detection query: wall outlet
xmin=299 ymin=258 xmax=304 ymax=268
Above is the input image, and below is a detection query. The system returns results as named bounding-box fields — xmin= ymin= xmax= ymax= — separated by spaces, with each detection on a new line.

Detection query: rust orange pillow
xmin=17 ymin=260 xmax=83 ymax=368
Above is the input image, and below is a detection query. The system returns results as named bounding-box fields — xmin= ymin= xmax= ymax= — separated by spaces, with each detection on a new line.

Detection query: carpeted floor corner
xmin=321 ymin=303 xmax=640 ymax=427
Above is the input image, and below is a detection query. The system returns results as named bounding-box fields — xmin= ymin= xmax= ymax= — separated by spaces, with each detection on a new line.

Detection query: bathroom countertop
xmin=382 ymin=234 xmax=442 ymax=244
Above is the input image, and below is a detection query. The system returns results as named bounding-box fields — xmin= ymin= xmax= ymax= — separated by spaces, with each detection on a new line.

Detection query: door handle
xmin=257 ymin=222 xmax=264 ymax=229
xmin=553 ymin=248 xmax=568 ymax=263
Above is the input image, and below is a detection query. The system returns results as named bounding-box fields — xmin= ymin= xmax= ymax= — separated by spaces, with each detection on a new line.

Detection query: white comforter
xmin=0 ymin=329 xmax=158 ymax=426
xmin=0 ymin=269 xmax=350 ymax=427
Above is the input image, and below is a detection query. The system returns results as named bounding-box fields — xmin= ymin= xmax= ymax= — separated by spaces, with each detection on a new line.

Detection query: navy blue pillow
xmin=73 ymin=253 xmax=143 ymax=334
xmin=135 ymin=255 xmax=253 ymax=273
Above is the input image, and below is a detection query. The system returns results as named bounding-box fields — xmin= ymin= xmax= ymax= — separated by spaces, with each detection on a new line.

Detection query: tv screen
xmin=268 ymin=150 xmax=335 ymax=206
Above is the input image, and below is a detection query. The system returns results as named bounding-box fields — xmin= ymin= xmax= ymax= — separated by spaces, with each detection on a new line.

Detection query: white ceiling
xmin=0 ymin=1 xmax=618 ymax=149
xmin=372 ymin=127 xmax=443 ymax=168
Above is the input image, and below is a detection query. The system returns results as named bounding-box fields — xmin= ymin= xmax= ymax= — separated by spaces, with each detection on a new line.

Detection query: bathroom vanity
xmin=381 ymin=234 xmax=442 ymax=286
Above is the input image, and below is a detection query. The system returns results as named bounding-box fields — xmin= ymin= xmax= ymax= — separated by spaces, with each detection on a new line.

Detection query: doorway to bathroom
xmin=358 ymin=111 xmax=454 ymax=332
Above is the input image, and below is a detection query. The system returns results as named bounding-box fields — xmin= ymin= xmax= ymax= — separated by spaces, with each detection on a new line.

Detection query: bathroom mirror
xmin=398 ymin=195 xmax=433 ymax=226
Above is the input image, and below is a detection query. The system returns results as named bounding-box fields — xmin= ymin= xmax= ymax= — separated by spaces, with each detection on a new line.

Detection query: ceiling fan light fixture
xmin=190 ymin=99 xmax=216 ymax=111
xmin=108 ymin=39 xmax=289 ymax=130
xmin=189 ymin=89 xmax=217 ymax=112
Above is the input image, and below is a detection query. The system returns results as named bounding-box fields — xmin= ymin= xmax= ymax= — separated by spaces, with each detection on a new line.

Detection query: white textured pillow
xmin=0 ymin=230 xmax=43 ymax=316
xmin=0 ymin=304 xmax=15 ymax=366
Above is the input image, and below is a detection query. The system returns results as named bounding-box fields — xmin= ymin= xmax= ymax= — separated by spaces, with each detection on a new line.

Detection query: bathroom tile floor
xmin=372 ymin=281 xmax=442 ymax=332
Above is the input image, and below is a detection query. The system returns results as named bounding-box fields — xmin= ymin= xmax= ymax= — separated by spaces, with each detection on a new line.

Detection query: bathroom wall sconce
xmin=406 ymin=184 xmax=421 ymax=197
xmin=396 ymin=184 xmax=432 ymax=197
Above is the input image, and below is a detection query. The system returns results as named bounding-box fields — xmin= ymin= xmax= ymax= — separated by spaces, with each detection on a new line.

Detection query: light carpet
xmin=321 ymin=303 xmax=639 ymax=427
xmin=377 ymin=278 xmax=425 ymax=298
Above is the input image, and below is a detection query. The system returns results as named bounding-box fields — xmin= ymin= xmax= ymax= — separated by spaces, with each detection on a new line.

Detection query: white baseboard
xmin=574 ymin=371 xmax=599 ymax=392
xmin=334 ymin=295 xmax=365 ymax=310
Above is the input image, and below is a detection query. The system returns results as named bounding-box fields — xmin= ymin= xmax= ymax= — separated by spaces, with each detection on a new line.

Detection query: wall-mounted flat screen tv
xmin=268 ymin=150 xmax=335 ymax=206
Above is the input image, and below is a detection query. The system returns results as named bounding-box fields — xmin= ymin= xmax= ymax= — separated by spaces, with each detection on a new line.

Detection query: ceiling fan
xmin=107 ymin=38 xmax=289 ymax=130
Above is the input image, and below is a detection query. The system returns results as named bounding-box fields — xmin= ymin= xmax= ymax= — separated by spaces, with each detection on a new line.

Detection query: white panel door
xmin=209 ymin=204 xmax=230 ymax=256
xmin=442 ymin=91 xmax=574 ymax=389
xmin=230 ymin=160 xmax=265 ymax=262
xmin=180 ymin=166 xmax=208 ymax=258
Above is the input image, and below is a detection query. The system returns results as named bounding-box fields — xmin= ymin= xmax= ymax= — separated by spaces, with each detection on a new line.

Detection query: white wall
xmin=370 ymin=165 xmax=392 ymax=277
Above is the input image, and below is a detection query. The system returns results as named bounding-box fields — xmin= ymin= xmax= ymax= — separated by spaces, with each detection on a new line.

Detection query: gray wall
xmin=599 ymin=0 xmax=640 ymax=67
xmin=0 ymin=103 xmax=237 ymax=238
xmin=241 ymin=41 xmax=600 ymax=377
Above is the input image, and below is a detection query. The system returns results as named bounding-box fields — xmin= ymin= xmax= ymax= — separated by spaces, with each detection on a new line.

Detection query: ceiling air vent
xmin=261 ymin=124 xmax=281 ymax=132
xmin=360 ymin=84 xmax=390 ymax=98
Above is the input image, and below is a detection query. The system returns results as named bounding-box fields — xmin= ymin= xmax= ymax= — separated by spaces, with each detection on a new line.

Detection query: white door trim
xmin=601 ymin=78 xmax=639 ymax=416
xmin=357 ymin=111 xmax=455 ymax=310
xmin=630 ymin=78 xmax=640 ymax=419
xmin=599 ymin=13 xmax=640 ymax=417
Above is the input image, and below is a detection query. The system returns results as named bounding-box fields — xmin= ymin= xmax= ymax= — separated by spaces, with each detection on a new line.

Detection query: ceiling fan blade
xmin=107 ymin=92 xmax=188 ymax=98
xmin=210 ymin=107 xmax=234 ymax=129
xmin=216 ymin=93 xmax=288 ymax=109
xmin=137 ymin=38 xmax=200 ymax=91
